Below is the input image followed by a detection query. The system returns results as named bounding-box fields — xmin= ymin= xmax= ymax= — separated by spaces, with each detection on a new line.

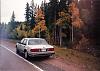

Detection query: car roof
xmin=24 ymin=38 xmax=45 ymax=40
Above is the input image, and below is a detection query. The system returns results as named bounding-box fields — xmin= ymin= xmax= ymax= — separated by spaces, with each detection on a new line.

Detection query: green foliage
xmin=25 ymin=2 xmax=30 ymax=24
xmin=13 ymin=22 xmax=34 ymax=39
xmin=11 ymin=11 xmax=15 ymax=22
xmin=44 ymin=0 xmax=59 ymax=30
xmin=25 ymin=2 xmax=36 ymax=29
xmin=55 ymin=11 xmax=71 ymax=46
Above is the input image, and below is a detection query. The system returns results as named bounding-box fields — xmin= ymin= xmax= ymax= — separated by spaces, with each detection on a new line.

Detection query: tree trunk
xmin=60 ymin=26 xmax=62 ymax=46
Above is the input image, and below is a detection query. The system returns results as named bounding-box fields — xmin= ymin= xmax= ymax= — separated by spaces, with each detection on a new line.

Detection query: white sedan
xmin=16 ymin=38 xmax=55 ymax=59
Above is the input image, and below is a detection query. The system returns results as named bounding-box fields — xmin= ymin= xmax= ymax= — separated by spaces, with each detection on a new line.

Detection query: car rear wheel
xmin=49 ymin=54 xmax=55 ymax=58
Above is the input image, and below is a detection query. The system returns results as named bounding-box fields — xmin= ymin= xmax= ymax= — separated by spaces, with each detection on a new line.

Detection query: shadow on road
xmin=17 ymin=52 xmax=51 ymax=61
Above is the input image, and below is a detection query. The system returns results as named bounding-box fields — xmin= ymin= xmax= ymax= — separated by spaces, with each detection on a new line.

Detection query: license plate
xmin=41 ymin=49 xmax=46 ymax=52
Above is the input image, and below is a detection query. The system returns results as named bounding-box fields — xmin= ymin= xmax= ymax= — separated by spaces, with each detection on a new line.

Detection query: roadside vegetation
xmin=54 ymin=46 xmax=100 ymax=71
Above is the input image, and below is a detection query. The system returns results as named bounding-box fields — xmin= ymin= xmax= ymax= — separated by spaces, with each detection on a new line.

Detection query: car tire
xmin=49 ymin=54 xmax=54 ymax=58
xmin=16 ymin=48 xmax=19 ymax=54
xmin=24 ymin=51 xmax=29 ymax=59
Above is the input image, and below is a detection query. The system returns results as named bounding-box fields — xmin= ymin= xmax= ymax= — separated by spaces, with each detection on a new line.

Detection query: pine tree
xmin=7 ymin=11 xmax=19 ymax=39
xmin=25 ymin=2 xmax=30 ymax=25
xmin=11 ymin=11 xmax=15 ymax=22
xmin=9 ymin=11 xmax=16 ymax=30
xmin=59 ymin=0 xmax=69 ymax=11
xmin=30 ymin=0 xmax=36 ymax=29
xmin=48 ymin=0 xmax=59 ymax=23
xmin=25 ymin=2 xmax=36 ymax=29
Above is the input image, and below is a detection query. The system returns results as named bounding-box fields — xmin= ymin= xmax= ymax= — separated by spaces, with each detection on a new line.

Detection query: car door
xmin=21 ymin=39 xmax=27 ymax=53
xmin=17 ymin=39 xmax=24 ymax=51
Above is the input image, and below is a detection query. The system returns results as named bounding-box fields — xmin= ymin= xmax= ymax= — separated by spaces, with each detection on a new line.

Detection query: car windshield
xmin=28 ymin=39 xmax=48 ymax=45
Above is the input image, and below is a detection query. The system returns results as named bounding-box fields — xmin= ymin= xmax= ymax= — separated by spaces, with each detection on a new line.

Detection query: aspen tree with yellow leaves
xmin=33 ymin=6 xmax=49 ymax=40
xmin=69 ymin=0 xmax=84 ymax=29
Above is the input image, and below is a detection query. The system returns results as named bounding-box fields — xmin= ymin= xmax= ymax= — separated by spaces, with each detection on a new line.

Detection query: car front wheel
xmin=16 ymin=48 xmax=19 ymax=54
xmin=24 ymin=51 xmax=29 ymax=59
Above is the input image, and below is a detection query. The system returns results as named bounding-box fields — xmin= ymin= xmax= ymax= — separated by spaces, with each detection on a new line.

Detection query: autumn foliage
xmin=33 ymin=20 xmax=47 ymax=34
xmin=33 ymin=7 xmax=47 ymax=36
xmin=69 ymin=1 xmax=84 ymax=29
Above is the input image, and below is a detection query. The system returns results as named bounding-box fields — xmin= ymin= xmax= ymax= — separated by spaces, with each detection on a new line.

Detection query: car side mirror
xmin=23 ymin=43 xmax=26 ymax=45
xmin=18 ymin=41 xmax=21 ymax=44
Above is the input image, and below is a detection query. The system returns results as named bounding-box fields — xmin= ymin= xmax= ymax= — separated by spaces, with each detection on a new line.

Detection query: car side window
xmin=21 ymin=39 xmax=25 ymax=44
xmin=23 ymin=39 xmax=27 ymax=45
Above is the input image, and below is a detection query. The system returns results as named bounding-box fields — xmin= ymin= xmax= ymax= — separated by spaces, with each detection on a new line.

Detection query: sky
xmin=1 ymin=0 xmax=49 ymax=23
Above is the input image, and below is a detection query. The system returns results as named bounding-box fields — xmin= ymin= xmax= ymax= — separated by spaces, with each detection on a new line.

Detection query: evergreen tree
xmin=7 ymin=11 xmax=21 ymax=39
xmin=59 ymin=0 xmax=68 ymax=11
xmin=48 ymin=0 xmax=59 ymax=23
xmin=25 ymin=2 xmax=30 ymax=25
xmin=25 ymin=2 xmax=36 ymax=29
xmin=43 ymin=0 xmax=59 ymax=44
xmin=11 ymin=11 xmax=15 ymax=22
xmin=30 ymin=0 xmax=36 ymax=29
xmin=9 ymin=11 xmax=16 ymax=30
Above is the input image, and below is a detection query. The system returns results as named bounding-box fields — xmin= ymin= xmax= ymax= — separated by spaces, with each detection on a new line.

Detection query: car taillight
xmin=48 ymin=48 xmax=54 ymax=51
xmin=30 ymin=49 xmax=40 ymax=52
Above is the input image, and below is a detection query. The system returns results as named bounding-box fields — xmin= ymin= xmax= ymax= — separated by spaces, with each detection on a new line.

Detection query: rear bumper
xmin=28 ymin=52 xmax=55 ymax=57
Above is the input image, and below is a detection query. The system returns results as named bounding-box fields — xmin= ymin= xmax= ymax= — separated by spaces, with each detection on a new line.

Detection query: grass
xmin=54 ymin=46 xmax=100 ymax=71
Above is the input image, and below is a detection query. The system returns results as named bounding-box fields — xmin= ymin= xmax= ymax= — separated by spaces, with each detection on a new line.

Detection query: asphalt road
xmin=0 ymin=46 xmax=42 ymax=71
